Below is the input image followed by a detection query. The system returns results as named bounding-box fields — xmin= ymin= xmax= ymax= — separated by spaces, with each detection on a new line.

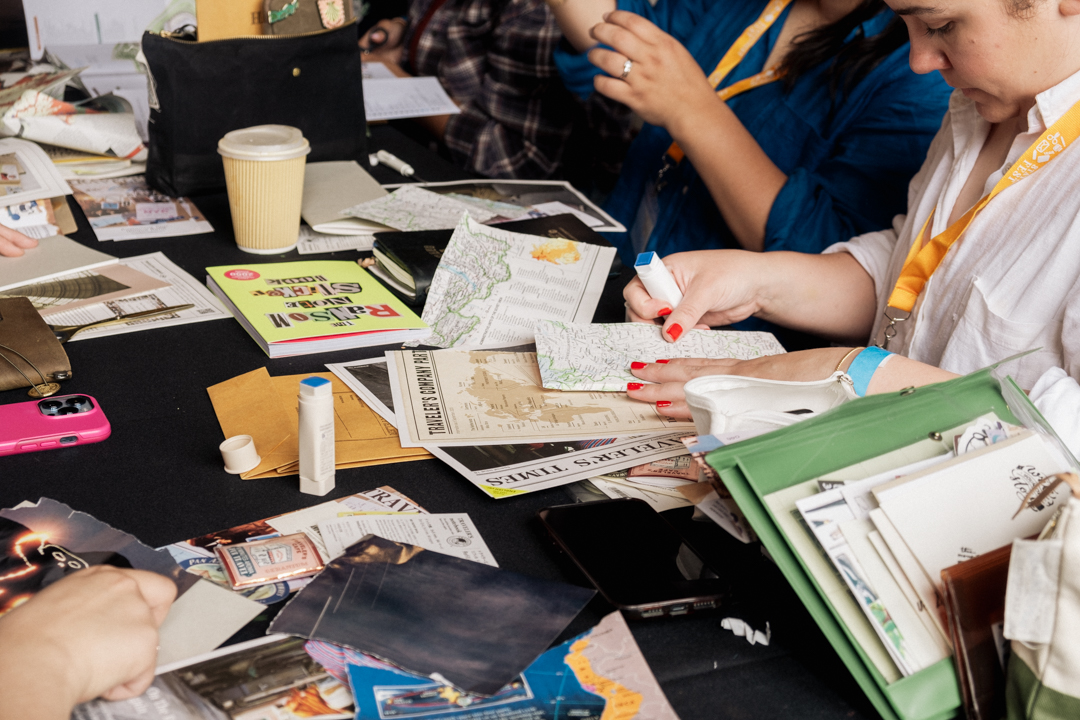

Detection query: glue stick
xmin=634 ymin=252 xmax=683 ymax=308
xmin=299 ymin=377 xmax=335 ymax=496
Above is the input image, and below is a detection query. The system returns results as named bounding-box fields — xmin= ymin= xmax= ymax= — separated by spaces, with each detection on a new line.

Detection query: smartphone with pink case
xmin=0 ymin=395 xmax=111 ymax=456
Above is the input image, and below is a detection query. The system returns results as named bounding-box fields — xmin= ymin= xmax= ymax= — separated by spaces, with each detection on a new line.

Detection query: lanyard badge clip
xmin=654 ymin=154 xmax=677 ymax=194
xmin=877 ymin=307 xmax=910 ymax=351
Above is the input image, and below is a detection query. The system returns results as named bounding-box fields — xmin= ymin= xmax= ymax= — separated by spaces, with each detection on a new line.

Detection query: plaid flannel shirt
xmin=401 ymin=0 xmax=583 ymax=179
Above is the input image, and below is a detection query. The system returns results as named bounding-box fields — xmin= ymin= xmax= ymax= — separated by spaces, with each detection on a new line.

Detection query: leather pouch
xmin=0 ymin=297 xmax=71 ymax=392
xmin=683 ymin=372 xmax=858 ymax=436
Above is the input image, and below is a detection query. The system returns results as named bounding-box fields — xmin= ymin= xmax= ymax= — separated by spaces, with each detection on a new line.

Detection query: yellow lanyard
xmin=879 ymin=98 xmax=1080 ymax=348
xmin=665 ymin=0 xmax=793 ymax=164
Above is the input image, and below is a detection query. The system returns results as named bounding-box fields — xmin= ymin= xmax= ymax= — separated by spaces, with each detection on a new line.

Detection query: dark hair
xmin=777 ymin=0 xmax=910 ymax=98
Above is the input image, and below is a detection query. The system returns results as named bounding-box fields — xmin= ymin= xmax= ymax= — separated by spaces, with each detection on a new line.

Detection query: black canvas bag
xmin=141 ymin=22 xmax=366 ymax=197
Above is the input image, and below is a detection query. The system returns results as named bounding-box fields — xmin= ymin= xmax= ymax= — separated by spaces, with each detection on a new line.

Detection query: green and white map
xmin=418 ymin=213 xmax=616 ymax=348
xmin=535 ymin=320 xmax=786 ymax=392
xmin=342 ymin=185 xmax=497 ymax=231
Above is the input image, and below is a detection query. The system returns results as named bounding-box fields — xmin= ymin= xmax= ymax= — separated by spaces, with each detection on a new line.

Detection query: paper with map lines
xmin=536 ymin=320 xmax=786 ymax=392
xmin=418 ymin=213 xmax=616 ymax=348
xmin=387 ymin=348 xmax=693 ymax=446
xmin=341 ymin=185 xmax=497 ymax=231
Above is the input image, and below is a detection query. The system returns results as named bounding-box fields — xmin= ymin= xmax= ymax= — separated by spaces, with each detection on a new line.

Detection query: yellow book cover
xmin=206 ymin=260 xmax=429 ymax=357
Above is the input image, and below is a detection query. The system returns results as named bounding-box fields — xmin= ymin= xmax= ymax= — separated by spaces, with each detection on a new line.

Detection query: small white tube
xmin=376 ymin=149 xmax=416 ymax=178
xmin=634 ymin=251 xmax=683 ymax=308
xmin=298 ymin=377 xmax=335 ymax=496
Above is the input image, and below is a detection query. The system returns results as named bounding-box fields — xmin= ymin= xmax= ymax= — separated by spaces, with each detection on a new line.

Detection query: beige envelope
xmin=208 ymin=368 xmax=430 ymax=479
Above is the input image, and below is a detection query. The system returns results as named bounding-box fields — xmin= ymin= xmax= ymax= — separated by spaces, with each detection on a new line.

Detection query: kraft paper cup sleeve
xmin=220 ymin=435 xmax=261 ymax=474
xmin=218 ymin=125 xmax=311 ymax=255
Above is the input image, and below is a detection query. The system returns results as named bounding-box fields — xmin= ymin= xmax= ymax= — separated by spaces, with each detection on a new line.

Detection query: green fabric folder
xmin=703 ymin=369 xmax=1069 ymax=720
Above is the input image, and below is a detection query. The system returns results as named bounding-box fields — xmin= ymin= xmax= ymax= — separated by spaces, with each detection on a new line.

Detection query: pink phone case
xmin=0 ymin=395 xmax=111 ymax=456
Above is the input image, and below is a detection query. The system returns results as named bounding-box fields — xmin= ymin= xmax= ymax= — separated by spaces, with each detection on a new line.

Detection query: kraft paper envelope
xmin=208 ymin=367 xmax=293 ymax=478
xmin=208 ymin=368 xmax=429 ymax=479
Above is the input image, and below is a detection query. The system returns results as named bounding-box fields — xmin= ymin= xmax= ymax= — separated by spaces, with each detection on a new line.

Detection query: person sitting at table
xmin=359 ymin=1 xmax=632 ymax=182
xmin=622 ymin=0 xmax=1080 ymax=453
xmin=549 ymin=0 xmax=952 ymax=263
xmin=0 ymin=566 xmax=176 ymax=720
xmin=0 ymin=225 xmax=36 ymax=257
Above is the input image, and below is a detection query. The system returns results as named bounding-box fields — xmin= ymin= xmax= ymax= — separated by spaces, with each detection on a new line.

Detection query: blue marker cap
xmin=635 ymin=251 xmax=657 ymax=267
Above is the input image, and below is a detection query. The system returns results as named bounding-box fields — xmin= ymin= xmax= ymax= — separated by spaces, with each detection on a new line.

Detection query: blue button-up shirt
xmin=556 ymin=0 xmax=952 ymax=266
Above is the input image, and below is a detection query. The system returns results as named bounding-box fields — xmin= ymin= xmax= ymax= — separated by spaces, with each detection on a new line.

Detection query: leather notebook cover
xmin=0 ymin=297 xmax=71 ymax=392
xmin=940 ymin=544 xmax=1011 ymax=720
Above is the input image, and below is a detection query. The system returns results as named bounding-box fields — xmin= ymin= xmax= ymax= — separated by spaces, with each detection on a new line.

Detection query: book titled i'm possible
xmin=206 ymin=260 xmax=429 ymax=357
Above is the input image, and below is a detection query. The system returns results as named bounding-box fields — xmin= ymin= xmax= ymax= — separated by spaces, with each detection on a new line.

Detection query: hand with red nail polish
xmin=626 ymin=382 xmax=644 ymax=391
xmin=656 ymin=359 xmax=670 ymax=364
xmin=656 ymin=401 xmax=671 ymax=408
xmin=630 ymin=361 xmax=647 ymax=370
xmin=657 ymin=308 xmax=672 ymax=317
xmin=666 ymin=323 xmax=683 ymax=341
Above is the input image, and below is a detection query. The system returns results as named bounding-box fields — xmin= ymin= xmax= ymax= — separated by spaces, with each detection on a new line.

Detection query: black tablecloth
xmin=0 ymin=126 xmax=878 ymax=720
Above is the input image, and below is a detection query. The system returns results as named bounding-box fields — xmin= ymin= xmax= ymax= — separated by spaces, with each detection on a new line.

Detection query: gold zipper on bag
xmin=150 ymin=19 xmax=356 ymax=44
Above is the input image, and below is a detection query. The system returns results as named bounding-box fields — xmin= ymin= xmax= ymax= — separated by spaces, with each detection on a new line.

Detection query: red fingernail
xmin=627 ymin=383 xmax=644 ymax=391
xmin=667 ymin=323 xmax=683 ymax=341
xmin=657 ymin=308 xmax=673 ymax=317
xmin=656 ymin=401 xmax=671 ymax=408
xmin=656 ymin=359 xmax=670 ymax=364
xmin=630 ymin=361 xmax=647 ymax=370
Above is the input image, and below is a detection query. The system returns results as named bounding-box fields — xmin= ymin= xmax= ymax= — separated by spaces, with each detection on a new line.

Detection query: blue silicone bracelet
xmin=846 ymin=346 xmax=893 ymax=397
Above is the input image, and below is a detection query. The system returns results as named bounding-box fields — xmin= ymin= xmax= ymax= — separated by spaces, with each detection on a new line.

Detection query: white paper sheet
xmin=419 ymin=214 xmax=616 ymax=348
xmin=589 ymin=477 xmax=692 ymax=512
xmin=296 ymin=225 xmax=375 ymax=254
xmin=361 ymin=62 xmax=397 ymax=79
xmin=362 ymin=76 xmax=460 ymax=121
xmin=318 ymin=513 xmax=497 ymax=566
xmin=43 ymin=251 xmax=229 ymax=340
xmin=267 ymin=486 xmax=426 ymax=559
xmin=0 ymin=138 xmax=72 ymax=204
xmin=342 ymin=185 xmax=496 ymax=231
xmin=874 ymin=430 xmax=1074 ymax=594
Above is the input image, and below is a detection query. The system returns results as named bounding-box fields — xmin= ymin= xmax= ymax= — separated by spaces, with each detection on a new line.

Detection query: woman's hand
xmin=623 ymin=249 xmax=767 ymax=340
xmin=624 ymin=250 xmax=879 ymax=343
xmin=0 ymin=566 xmax=177 ymax=720
xmin=627 ymin=349 xmax=854 ymax=418
xmin=359 ymin=18 xmax=408 ymax=67
xmin=587 ymin=11 xmax=719 ymax=133
xmin=0 ymin=225 xmax=38 ymax=257
xmin=625 ymin=350 xmax=961 ymax=419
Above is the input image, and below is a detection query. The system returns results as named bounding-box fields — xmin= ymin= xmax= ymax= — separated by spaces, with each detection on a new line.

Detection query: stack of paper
xmin=762 ymin=415 xmax=1073 ymax=682
xmin=0 ymin=137 xmax=74 ymax=242
xmin=165 ymin=486 xmax=428 ymax=603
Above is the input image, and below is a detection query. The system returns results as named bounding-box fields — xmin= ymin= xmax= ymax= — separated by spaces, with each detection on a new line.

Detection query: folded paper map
xmin=535 ymin=320 xmax=786 ymax=391
xmin=387 ymin=349 xmax=693 ymax=446
xmin=341 ymin=185 xmax=496 ymax=231
xmin=418 ymin=213 xmax=616 ymax=348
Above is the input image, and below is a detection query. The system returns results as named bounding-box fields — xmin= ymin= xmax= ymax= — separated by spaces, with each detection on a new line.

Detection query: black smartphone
xmin=538 ymin=498 xmax=727 ymax=620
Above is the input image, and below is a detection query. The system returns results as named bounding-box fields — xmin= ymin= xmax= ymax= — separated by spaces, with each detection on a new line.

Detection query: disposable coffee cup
xmin=218 ymin=125 xmax=311 ymax=254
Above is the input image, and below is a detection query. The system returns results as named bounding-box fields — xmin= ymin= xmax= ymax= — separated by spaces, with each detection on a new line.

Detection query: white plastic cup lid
xmin=218 ymin=125 xmax=311 ymax=161
xmin=220 ymin=434 xmax=262 ymax=474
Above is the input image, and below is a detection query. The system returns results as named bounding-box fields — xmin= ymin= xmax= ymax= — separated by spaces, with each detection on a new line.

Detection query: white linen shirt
xmin=824 ymin=68 xmax=1080 ymax=455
